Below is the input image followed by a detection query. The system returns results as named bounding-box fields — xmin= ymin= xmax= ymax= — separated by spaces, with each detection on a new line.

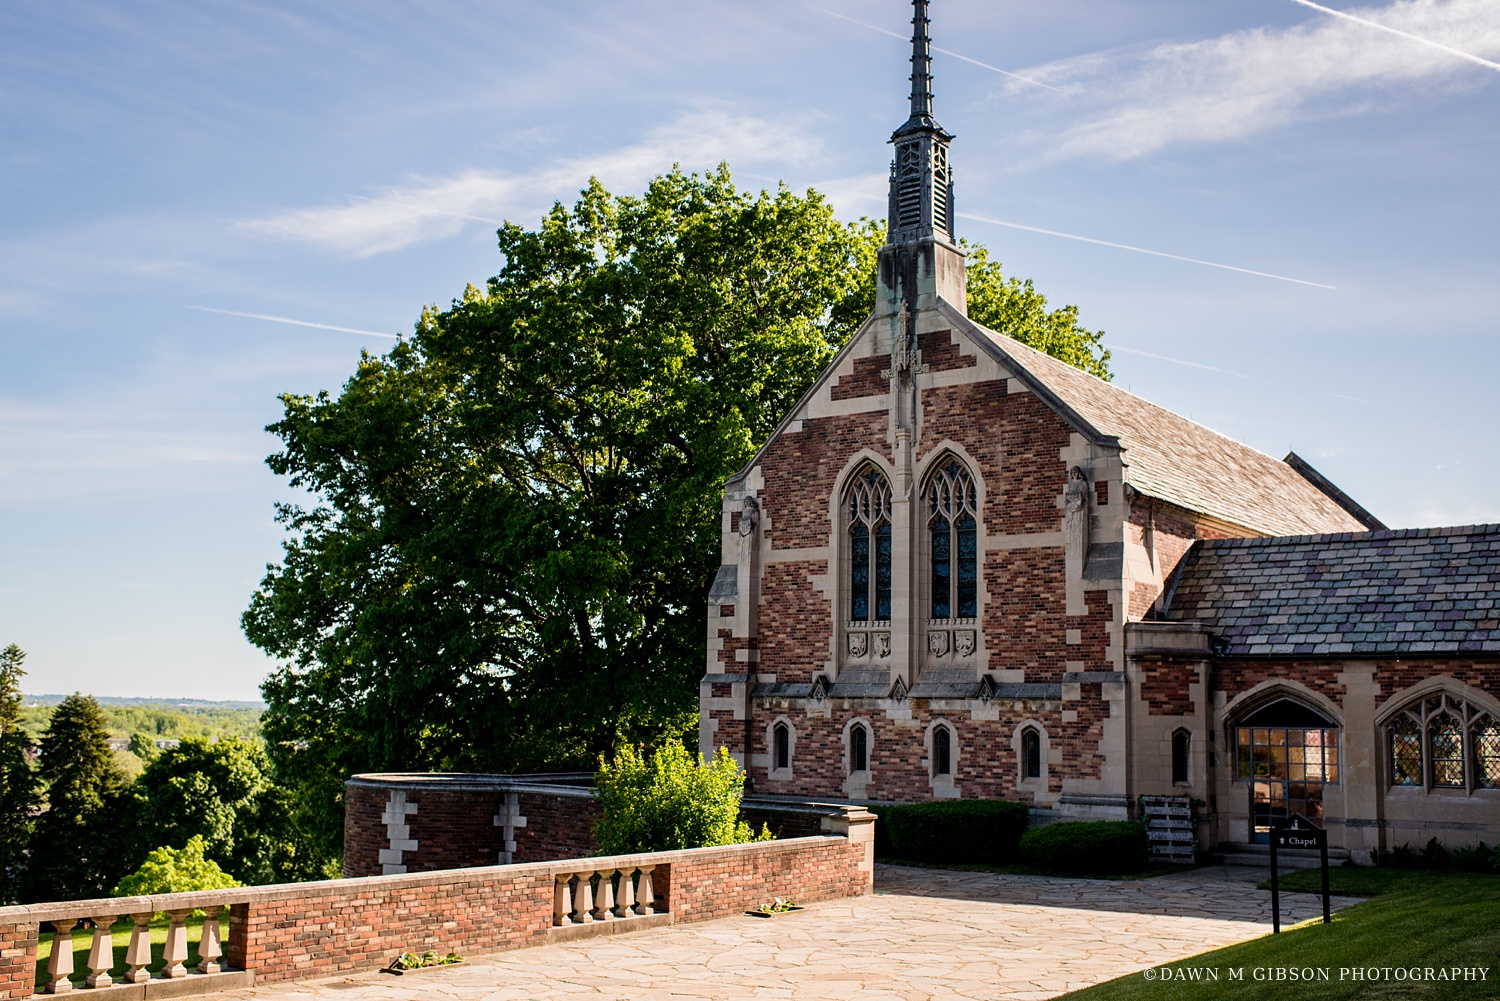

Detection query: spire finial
xmin=909 ymin=0 xmax=933 ymax=119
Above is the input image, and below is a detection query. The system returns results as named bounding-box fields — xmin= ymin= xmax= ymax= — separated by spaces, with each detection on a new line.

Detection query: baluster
xmin=595 ymin=868 xmax=616 ymax=921
xmin=635 ymin=864 xmax=656 ymax=915
xmin=85 ymin=915 xmax=117 ymax=988
xmin=196 ymin=907 xmax=223 ymax=975
xmin=573 ymin=870 xmax=595 ymax=923
xmin=615 ymin=866 xmax=636 ymax=917
xmin=160 ymin=909 xmax=191 ymax=978
xmin=45 ymin=920 xmax=77 ymax=994
xmin=552 ymin=873 xmax=574 ymax=926
xmin=122 ymin=913 xmax=153 ymax=984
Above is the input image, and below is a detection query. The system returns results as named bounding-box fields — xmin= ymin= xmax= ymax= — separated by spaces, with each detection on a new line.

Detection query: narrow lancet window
xmin=1172 ymin=730 xmax=1191 ymax=784
xmin=928 ymin=459 xmax=979 ymax=621
xmin=773 ymin=722 xmax=791 ymax=772
xmin=934 ymin=725 xmax=952 ymax=776
xmin=1022 ymin=728 xmax=1041 ymax=779
xmin=847 ymin=467 xmax=893 ymax=622
xmin=851 ymin=724 xmax=869 ymax=773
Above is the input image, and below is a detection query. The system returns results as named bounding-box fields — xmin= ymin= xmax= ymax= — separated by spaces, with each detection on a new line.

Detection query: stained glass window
xmin=928 ymin=459 xmax=979 ymax=625
xmin=1430 ymin=713 xmax=1465 ymax=787
xmin=1475 ymin=718 xmax=1500 ymax=789
xmin=846 ymin=468 xmax=891 ymax=623
xmin=1385 ymin=694 xmax=1500 ymax=791
xmin=1389 ymin=716 xmax=1422 ymax=786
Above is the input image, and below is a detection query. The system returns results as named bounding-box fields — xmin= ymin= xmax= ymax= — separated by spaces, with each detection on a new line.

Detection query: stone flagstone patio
xmin=218 ymin=863 xmax=1360 ymax=1001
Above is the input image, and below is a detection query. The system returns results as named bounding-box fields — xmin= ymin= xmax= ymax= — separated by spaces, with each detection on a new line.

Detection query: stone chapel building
xmin=697 ymin=0 xmax=1500 ymax=861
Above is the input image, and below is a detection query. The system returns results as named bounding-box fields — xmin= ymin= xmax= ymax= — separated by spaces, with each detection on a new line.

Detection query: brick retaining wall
xmin=1 ymin=817 xmax=873 ymax=1000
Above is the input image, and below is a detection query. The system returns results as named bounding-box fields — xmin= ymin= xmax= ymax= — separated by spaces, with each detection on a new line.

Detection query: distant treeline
xmin=21 ymin=700 xmax=264 ymax=743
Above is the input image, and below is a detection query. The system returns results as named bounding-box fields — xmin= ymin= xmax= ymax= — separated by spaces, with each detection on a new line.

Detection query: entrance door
xmin=1235 ymin=700 xmax=1340 ymax=844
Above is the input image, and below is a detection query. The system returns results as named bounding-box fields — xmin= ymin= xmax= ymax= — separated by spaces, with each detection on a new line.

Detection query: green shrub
xmin=1019 ymin=821 xmax=1148 ymax=875
xmin=875 ymin=799 xmax=1030 ymax=864
xmin=593 ymin=741 xmax=772 ymax=854
xmin=113 ymin=835 xmax=243 ymax=897
xmin=1374 ymin=837 xmax=1500 ymax=873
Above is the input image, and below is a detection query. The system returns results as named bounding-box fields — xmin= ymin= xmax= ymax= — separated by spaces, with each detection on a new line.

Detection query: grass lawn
xmin=1057 ymin=869 xmax=1500 ymax=1000
xmin=35 ymin=913 xmax=230 ymax=989
xmin=877 ymin=857 xmax=1199 ymax=881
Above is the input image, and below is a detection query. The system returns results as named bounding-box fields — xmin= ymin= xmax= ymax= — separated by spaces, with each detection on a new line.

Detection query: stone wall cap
xmin=347 ymin=772 xmax=595 ymax=796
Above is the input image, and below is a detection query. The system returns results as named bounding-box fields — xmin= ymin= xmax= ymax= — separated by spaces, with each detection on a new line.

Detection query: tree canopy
xmin=244 ymin=167 xmax=1108 ymax=861
xmin=0 ymin=645 xmax=38 ymax=904
xmin=30 ymin=693 xmax=130 ymax=900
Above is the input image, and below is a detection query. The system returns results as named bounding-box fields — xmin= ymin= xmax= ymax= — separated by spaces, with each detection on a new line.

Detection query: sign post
xmin=1270 ymin=814 xmax=1330 ymax=932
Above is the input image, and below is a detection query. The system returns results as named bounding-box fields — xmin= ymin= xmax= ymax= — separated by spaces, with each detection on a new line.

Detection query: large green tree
xmin=244 ymin=167 xmax=1107 ymax=861
xmin=127 ymin=737 xmax=331 ymax=886
xmin=0 ymin=645 xmax=38 ymax=904
xmin=29 ymin=694 xmax=130 ymax=901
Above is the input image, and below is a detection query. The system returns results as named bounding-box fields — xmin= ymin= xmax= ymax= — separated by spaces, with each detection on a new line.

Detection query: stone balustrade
xmin=549 ymin=863 xmax=658 ymax=927
xmin=1 ymin=808 xmax=875 ymax=1001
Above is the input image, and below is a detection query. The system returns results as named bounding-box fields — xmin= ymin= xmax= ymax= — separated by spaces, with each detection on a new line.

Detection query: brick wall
xmin=344 ymin=778 xmax=600 ymax=878
xmin=0 ymin=919 xmax=35 ymax=1001
xmin=0 ymin=827 xmax=873 ymax=1000
xmin=511 ymin=793 xmax=600 ymax=863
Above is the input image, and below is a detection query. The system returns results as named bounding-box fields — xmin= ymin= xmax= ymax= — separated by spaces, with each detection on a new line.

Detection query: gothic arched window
xmin=933 ymin=724 xmax=953 ymax=776
xmin=847 ymin=467 xmax=893 ymax=622
xmin=1022 ymin=728 xmax=1041 ymax=779
xmin=850 ymin=723 xmax=869 ymax=774
xmin=1385 ymin=693 xmax=1500 ymax=791
xmin=927 ymin=459 xmax=978 ymax=620
xmin=773 ymin=721 xmax=791 ymax=772
xmin=1172 ymin=730 xmax=1191 ymax=785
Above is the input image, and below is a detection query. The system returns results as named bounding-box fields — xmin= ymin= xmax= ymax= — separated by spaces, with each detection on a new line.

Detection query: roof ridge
xmin=1196 ymin=523 xmax=1500 ymax=548
xmin=956 ymin=310 xmax=1288 ymax=469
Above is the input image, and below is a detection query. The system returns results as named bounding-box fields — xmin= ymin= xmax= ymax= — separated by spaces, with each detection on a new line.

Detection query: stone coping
xmin=346 ymin=772 xmax=594 ymax=796
xmin=2 ymin=834 xmax=864 ymax=925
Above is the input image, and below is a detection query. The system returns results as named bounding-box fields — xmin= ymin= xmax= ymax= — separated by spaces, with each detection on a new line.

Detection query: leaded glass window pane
xmin=850 ymin=529 xmax=869 ymax=622
xmin=875 ymin=521 xmax=892 ymax=621
xmin=851 ymin=724 xmax=868 ymax=773
xmin=927 ymin=459 xmax=979 ymax=625
xmin=1390 ymin=717 xmax=1421 ymax=785
xmin=846 ymin=467 xmax=891 ymax=625
xmin=774 ymin=723 xmax=790 ymax=771
xmin=931 ymin=515 xmax=951 ymax=620
xmin=956 ymin=513 xmax=977 ymax=618
xmin=1474 ymin=720 xmax=1500 ymax=789
xmin=1430 ymin=713 xmax=1465 ymax=787
xmin=934 ymin=726 xmax=951 ymax=775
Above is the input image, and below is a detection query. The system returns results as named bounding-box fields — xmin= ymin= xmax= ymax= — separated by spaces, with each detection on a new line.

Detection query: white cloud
xmin=1017 ymin=0 xmax=1500 ymax=160
xmin=240 ymin=110 xmax=825 ymax=257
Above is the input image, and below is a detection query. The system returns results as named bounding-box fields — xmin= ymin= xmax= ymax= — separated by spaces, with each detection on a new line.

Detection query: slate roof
xmin=1161 ymin=524 xmax=1500 ymax=657
xmin=942 ymin=302 xmax=1370 ymax=538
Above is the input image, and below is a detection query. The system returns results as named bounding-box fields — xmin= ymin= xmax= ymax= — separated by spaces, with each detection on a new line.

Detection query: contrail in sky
xmin=1289 ymin=0 xmax=1500 ymax=73
xmin=187 ymin=306 xmax=400 ymax=339
xmin=958 ymin=213 xmax=1337 ymax=289
xmin=1109 ymin=345 xmax=1271 ymax=382
xmin=817 ymin=8 xmax=1061 ymax=92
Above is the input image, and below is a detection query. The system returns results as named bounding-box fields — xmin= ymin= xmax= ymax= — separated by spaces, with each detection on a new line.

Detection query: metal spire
xmin=909 ymin=0 xmax=933 ymax=120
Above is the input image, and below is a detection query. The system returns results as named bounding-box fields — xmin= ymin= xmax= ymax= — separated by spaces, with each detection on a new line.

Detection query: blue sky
xmin=2 ymin=0 xmax=1497 ymax=700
